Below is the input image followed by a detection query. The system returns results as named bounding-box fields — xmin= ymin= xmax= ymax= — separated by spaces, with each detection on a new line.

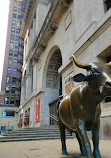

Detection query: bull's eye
xmin=90 ymin=69 xmax=95 ymax=73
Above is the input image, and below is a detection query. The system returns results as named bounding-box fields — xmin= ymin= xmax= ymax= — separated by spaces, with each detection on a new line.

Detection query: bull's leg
xmin=58 ymin=118 xmax=68 ymax=155
xmin=74 ymin=119 xmax=94 ymax=158
xmin=92 ymin=120 xmax=101 ymax=158
xmin=75 ymin=131 xmax=86 ymax=156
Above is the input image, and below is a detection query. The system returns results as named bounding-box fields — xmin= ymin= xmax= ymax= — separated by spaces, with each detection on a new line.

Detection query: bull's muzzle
xmin=105 ymin=81 xmax=111 ymax=87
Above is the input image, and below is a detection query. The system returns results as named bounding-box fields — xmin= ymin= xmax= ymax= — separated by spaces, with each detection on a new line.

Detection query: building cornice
xmin=24 ymin=0 xmax=72 ymax=62
xmin=21 ymin=0 xmax=37 ymax=38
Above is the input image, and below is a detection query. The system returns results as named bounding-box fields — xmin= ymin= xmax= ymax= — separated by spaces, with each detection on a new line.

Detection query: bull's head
xmin=72 ymin=55 xmax=111 ymax=94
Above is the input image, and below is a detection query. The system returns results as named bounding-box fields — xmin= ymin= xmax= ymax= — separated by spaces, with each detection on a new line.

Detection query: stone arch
xmin=42 ymin=46 xmax=62 ymax=125
xmin=46 ymin=49 xmax=62 ymax=90
xmin=43 ymin=45 xmax=62 ymax=89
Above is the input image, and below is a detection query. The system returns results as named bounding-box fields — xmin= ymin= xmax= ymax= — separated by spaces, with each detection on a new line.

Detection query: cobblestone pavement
xmin=0 ymin=139 xmax=111 ymax=158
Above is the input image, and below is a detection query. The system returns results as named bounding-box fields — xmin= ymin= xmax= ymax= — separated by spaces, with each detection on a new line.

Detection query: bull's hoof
xmin=80 ymin=152 xmax=86 ymax=157
xmin=62 ymin=150 xmax=68 ymax=155
xmin=80 ymin=147 xmax=86 ymax=156
xmin=93 ymin=150 xmax=101 ymax=158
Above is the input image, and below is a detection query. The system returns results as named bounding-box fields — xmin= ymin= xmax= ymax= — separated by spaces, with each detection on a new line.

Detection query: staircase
xmin=0 ymin=126 xmax=74 ymax=142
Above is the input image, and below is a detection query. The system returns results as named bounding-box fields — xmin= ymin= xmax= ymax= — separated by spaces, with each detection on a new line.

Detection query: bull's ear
xmin=72 ymin=73 xmax=87 ymax=82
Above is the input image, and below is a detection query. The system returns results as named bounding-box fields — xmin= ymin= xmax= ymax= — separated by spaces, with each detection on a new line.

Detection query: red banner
xmin=36 ymin=98 xmax=40 ymax=123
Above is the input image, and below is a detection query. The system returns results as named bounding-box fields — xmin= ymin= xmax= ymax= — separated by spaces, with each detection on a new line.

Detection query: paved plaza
xmin=0 ymin=139 xmax=111 ymax=158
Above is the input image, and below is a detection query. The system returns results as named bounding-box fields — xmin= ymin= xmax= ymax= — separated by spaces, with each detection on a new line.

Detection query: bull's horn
xmin=72 ymin=54 xmax=89 ymax=69
xmin=106 ymin=62 xmax=111 ymax=67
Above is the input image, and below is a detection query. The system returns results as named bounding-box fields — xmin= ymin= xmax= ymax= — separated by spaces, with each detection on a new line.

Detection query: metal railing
xmin=49 ymin=113 xmax=58 ymax=126
xmin=0 ymin=114 xmax=59 ymax=134
xmin=0 ymin=116 xmax=31 ymax=134
xmin=49 ymin=113 xmax=58 ymax=121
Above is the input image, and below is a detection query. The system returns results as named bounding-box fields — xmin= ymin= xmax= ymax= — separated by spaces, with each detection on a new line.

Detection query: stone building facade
xmin=19 ymin=0 xmax=111 ymax=139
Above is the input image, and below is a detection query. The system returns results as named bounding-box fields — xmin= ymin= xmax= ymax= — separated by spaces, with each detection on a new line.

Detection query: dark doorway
xmin=47 ymin=49 xmax=62 ymax=125
xmin=49 ymin=100 xmax=58 ymax=125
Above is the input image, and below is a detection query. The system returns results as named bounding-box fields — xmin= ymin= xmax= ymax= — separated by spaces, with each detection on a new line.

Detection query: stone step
xmin=0 ymin=136 xmax=74 ymax=142
xmin=11 ymin=129 xmax=60 ymax=133
xmin=0 ymin=126 xmax=74 ymax=142
xmin=3 ymin=132 xmax=61 ymax=136
xmin=0 ymin=134 xmax=72 ymax=139
xmin=3 ymin=131 xmax=70 ymax=136
xmin=17 ymin=128 xmax=59 ymax=131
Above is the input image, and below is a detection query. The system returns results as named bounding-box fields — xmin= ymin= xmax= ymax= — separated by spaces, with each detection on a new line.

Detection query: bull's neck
xmin=87 ymin=81 xmax=100 ymax=93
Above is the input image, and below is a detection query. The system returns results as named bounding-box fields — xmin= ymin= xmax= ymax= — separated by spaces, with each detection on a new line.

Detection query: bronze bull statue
xmin=57 ymin=55 xmax=111 ymax=158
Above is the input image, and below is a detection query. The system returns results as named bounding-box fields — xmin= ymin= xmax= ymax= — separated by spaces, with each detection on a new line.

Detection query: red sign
xmin=36 ymin=98 xmax=40 ymax=123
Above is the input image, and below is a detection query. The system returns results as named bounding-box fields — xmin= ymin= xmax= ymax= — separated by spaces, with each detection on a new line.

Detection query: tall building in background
xmin=0 ymin=0 xmax=28 ymax=107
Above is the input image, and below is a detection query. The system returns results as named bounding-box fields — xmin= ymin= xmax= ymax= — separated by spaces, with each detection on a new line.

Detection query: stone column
xmin=20 ymin=80 xmax=26 ymax=104
xmin=33 ymin=18 xmax=36 ymax=40
xmin=36 ymin=1 xmax=49 ymax=34
xmin=32 ymin=60 xmax=37 ymax=91
xmin=26 ymin=73 xmax=32 ymax=99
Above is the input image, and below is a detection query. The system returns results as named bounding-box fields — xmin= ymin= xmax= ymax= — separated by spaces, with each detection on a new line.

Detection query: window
xmin=12 ymin=21 xmax=16 ymax=26
xmin=12 ymin=77 xmax=16 ymax=84
xmin=15 ymin=43 xmax=19 ymax=49
xmin=14 ymin=51 xmax=18 ymax=57
xmin=11 ymin=28 xmax=15 ymax=33
xmin=10 ymin=97 xmax=14 ymax=104
xmin=11 ymin=87 xmax=15 ymax=93
xmin=17 ymin=22 xmax=20 ymax=27
xmin=6 ymin=111 xmax=15 ymax=117
xmin=13 ymin=68 xmax=17 ymax=74
xmin=9 ymin=50 xmax=13 ymax=56
xmin=10 ymin=42 xmax=14 ymax=48
xmin=10 ymin=35 xmax=14 ymax=40
xmin=65 ymin=11 xmax=72 ymax=30
xmin=6 ymin=77 xmax=11 ymax=83
xmin=10 ymin=98 xmax=15 ymax=104
xmin=4 ymin=97 xmax=9 ymax=104
xmin=18 ymin=8 xmax=21 ymax=13
xmin=8 ymin=67 xmax=11 ymax=74
xmin=16 ymin=29 xmax=20 ymax=34
xmin=104 ymin=0 xmax=111 ymax=11
xmin=13 ymin=14 xmax=16 ymax=18
xmin=8 ymin=58 xmax=12 ymax=64
xmin=17 ymin=15 xmax=21 ymax=20
xmin=5 ymin=87 xmax=10 ymax=93
xmin=18 ymin=2 xmax=22 ymax=6
xmin=1 ymin=110 xmax=15 ymax=118
xmin=13 ymin=7 xmax=17 ymax=11
xmin=14 ymin=1 xmax=18 ymax=5
xmin=16 ymin=36 xmax=19 ymax=41
xmin=14 ymin=59 xmax=18 ymax=65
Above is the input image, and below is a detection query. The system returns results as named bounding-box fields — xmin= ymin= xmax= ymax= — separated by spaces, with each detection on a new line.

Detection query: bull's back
xmin=59 ymin=96 xmax=74 ymax=128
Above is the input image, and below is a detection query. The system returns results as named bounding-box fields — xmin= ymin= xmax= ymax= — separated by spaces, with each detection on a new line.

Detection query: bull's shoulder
xmin=71 ymin=82 xmax=86 ymax=93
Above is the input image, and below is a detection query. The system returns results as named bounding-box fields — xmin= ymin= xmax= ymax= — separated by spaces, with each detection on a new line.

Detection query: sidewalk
xmin=0 ymin=139 xmax=111 ymax=158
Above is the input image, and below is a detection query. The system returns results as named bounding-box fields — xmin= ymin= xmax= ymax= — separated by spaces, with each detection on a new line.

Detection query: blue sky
xmin=0 ymin=1 xmax=10 ymax=90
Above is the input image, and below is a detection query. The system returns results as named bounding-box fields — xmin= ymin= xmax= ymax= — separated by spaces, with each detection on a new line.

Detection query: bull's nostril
xmin=105 ymin=81 xmax=111 ymax=87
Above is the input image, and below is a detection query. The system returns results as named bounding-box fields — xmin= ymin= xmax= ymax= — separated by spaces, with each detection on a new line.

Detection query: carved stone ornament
xmin=38 ymin=42 xmax=47 ymax=51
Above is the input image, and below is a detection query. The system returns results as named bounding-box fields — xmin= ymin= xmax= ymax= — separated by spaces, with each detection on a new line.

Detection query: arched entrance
xmin=46 ymin=49 xmax=62 ymax=125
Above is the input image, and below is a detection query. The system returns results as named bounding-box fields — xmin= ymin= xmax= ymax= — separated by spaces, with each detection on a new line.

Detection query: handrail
xmin=49 ymin=113 xmax=58 ymax=121
xmin=0 ymin=116 xmax=29 ymax=126
xmin=0 ymin=114 xmax=58 ymax=130
xmin=0 ymin=119 xmax=18 ymax=126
